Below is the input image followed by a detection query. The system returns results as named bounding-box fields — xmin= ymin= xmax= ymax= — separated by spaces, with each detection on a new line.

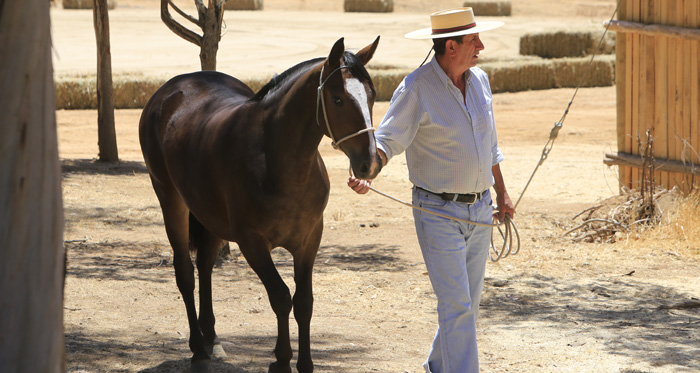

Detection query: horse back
xmin=139 ymin=71 xmax=253 ymax=172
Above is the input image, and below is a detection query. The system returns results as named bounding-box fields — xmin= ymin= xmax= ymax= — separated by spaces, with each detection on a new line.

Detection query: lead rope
xmin=514 ymin=0 xmax=622 ymax=211
xmin=349 ymin=166 xmax=520 ymax=262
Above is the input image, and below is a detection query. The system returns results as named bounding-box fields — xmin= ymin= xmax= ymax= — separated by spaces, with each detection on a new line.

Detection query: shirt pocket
xmin=474 ymin=99 xmax=495 ymax=132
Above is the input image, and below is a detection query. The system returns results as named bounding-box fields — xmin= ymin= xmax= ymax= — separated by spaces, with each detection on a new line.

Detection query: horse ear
xmin=327 ymin=37 xmax=345 ymax=68
xmin=355 ymin=36 xmax=380 ymax=66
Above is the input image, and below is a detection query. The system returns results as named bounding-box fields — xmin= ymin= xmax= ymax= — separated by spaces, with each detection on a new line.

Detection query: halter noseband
xmin=316 ymin=64 xmax=376 ymax=150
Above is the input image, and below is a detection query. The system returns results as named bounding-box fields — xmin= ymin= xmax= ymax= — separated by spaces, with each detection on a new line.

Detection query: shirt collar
xmin=429 ymin=56 xmax=473 ymax=88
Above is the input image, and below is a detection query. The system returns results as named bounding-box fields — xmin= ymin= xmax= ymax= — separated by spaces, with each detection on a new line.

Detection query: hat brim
xmin=405 ymin=21 xmax=504 ymax=40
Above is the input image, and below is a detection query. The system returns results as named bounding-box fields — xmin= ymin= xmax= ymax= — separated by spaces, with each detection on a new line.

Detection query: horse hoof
xmin=210 ymin=343 xmax=227 ymax=360
xmin=191 ymin=359 xmax=211 ymax=373
xmin=297 ymin=360 xmax=314 ymax=373
xmin=268 ymin=361 xmax=292 ymax=373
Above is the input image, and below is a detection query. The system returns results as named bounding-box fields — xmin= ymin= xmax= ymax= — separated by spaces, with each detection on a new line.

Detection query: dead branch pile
xmin=566 ymin=130 xmax=671 ymax=243
xmin=565 ymin=188 xmax=670 ymax=243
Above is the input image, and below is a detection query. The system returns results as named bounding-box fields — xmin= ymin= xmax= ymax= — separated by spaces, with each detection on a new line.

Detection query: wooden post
xmin=616 ymin=0 xmax=628 ymax=192
xmin=0 ymin=0 xmax=66 ymax=371
xmin=93 ymin=0 xmax=119 ymax=162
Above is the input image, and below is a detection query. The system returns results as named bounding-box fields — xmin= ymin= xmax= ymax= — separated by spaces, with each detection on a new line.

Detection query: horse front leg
xmin=293 ymin=224 xmax=322 ymax=373
xmin=238 ymin=235 xmax=293 ymax=373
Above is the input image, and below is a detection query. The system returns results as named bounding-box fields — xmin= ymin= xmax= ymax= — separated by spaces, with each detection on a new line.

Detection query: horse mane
xmin=250 ymin=51 xmax=371 ymax=102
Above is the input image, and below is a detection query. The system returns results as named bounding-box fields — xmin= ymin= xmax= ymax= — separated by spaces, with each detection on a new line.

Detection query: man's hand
xmin=347 ymin=177 xmax=372 ymax=194
xmin=495 ymin=192 xmax=515 ymax=222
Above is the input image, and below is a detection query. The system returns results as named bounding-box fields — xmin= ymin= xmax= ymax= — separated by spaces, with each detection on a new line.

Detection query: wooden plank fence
xmin=604 ymin=0 xmax=700 ymax=194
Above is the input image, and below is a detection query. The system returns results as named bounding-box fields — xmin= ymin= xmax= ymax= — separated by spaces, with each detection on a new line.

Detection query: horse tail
xmin=188 ymin=212 xmax=206 ymax=254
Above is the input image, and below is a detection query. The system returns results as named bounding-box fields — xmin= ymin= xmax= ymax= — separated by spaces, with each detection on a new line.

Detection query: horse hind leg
xmin=190 ymin=214 xmax=227 ymax=360
xmin=238 ymin=235 xmax=294 ymax=373
xmin=150 ymin=179 xmax=210 ymax=371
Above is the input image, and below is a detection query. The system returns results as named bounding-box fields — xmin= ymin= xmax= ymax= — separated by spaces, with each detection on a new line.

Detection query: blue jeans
xmin=412 ymin=187 xmax=493 ymax=373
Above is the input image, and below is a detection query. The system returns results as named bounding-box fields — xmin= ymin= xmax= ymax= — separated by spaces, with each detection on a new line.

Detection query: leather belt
xmin=416 ymin=186 xmax=486 ymax=204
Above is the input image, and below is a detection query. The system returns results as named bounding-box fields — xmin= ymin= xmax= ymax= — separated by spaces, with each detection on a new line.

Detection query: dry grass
xmin=624 ymin=191 xmax=700 ymax=257
xmin=566 ymin=188 xmax=700 ymax=258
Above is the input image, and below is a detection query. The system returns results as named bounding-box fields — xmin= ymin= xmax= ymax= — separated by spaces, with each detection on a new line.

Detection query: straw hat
xmin=405 ymin=7 xmax=504 ymax=40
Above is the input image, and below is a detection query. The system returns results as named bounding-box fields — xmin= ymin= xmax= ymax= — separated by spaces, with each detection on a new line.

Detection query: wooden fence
xmin=604 ymin=0 xmax=700 ymax=194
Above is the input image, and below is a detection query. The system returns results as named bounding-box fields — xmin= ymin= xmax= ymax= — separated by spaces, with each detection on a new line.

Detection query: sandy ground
xmin=53 ymin=1 xmax=700 ymax=372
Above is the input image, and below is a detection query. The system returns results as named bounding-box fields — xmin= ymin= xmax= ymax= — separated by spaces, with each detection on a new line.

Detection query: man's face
xmin=455 ymin=33 xmax=485 ymax=69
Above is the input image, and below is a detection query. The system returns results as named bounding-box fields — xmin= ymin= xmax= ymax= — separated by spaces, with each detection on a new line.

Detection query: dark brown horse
xmin=139 ymin=37 xmax=381 ymax=372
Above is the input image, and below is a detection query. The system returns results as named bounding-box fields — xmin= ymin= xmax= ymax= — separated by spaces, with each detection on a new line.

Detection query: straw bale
xmin=55 ymin=75 xmax=278 ymax=110
xmin=368 ymin=69 xmax=411 ymax=101
xmin=53 ymin=56 xmax=614 ymax=109
xmin=479 ymin=55 xmax=614 ymax=93
xmin=224 ymin=0 xmax=263 ymax=11
xmin=481 ymin=59 xmax=555 ymax=93
xmin=462 ymin=1 xmax=511 ymax=17
xmin=113 ymin=78 xmax=165 ymax=109
xmin=62 ymin=0 xmax=117 ymax=9
xmin=520 ymin=29 xmax=615 ymax=58
xmin=552 ymin=55 xmax=615 ymax=88
xmin=344 ymin=0 xmax=393 ymax=13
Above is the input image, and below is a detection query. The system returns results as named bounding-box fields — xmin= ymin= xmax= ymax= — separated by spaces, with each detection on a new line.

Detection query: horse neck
xmin=262 ymin=68 xmax=325 ymax=164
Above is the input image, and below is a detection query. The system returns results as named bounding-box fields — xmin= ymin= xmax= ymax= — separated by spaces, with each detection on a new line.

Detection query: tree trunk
xmin=199 ymin=0 xmax=222 ymax=71
xmin=0 ymin=0 xmax=66 ymax=371
xmin=93 ymin=0 xmax=118 ymax=162
xmin=161 ymin=0 xmax=224 ymax=71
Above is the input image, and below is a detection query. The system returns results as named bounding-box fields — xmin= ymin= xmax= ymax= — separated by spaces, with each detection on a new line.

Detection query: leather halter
xmin=316 ymin=64 xmax=376 ymax=150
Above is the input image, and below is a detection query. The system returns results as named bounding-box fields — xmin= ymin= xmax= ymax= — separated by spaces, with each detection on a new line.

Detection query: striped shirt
xmin=375 ymin=57 xmax=504 ymax=194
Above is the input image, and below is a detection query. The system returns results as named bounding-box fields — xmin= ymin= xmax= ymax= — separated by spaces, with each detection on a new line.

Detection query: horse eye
xmin=332 ymin=97 xmax=343 ymax=105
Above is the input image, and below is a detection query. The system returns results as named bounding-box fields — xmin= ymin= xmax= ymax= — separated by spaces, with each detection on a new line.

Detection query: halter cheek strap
xmin=316 ymin=64 xmax=376 ymax=150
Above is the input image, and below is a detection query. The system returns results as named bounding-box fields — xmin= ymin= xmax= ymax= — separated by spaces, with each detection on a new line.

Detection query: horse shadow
xmin=61 ymin=158 xmax=149 ymax=176
xmin=139 ymin=359 xmax=245 ymax=373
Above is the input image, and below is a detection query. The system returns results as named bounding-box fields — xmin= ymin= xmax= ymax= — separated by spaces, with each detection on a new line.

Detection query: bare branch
xmin=161 ymin=0 xmax=202 ymax=47
xmin=195 ymin=0 xmax=207 ymax=19
xmin=168 ymin=0 xmax=202 ymax=27
xmin=564 ymin=218 xmax=629 ymax=237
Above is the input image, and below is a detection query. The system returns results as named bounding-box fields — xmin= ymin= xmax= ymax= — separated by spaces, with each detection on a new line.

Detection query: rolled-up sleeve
xmin=375 ymin=81 xmax=422 ymax=161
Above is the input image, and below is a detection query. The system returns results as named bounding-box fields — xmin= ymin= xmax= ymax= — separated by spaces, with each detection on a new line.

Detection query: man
xmin=348 ymin=7 xmax=515 ymax=373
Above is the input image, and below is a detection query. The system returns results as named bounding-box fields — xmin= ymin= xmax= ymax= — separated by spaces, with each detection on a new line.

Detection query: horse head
xmin=317 ymin=37 xmax=382 ymax=180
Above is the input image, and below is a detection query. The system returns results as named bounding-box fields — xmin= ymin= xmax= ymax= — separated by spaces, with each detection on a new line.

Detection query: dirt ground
xmin=53 ymin=1 xmax=700 ymax=372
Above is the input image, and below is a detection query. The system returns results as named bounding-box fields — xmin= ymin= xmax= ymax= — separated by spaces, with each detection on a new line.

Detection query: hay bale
xmin=462 ymin=1 xmax=511 ymax=17
xmin=368 ymin=69 xmax=411 ymax=101
xmin=551 ymin=55 xmax=615 ymax=88
xmin=520 ymin=29 xmax=615 ymax=58
xmin=55 ymin=74 xmax=276 ymax=110
xmin=62 ymin=0 xmax=117 ymax=10
xmin=479 ymin=55 xmax=614 ymax=93
xmin=113 ymin=78 xmax=165 ymax=109
xmin=55 ymin=75 xmax=166 ymax=110
xmin=224 ymin=0 xmax=263 ymax=11
xmin=481 ymin=59 xmax=555 ymax=93
xmin=344 ymin=0 xmax=393 ymax=13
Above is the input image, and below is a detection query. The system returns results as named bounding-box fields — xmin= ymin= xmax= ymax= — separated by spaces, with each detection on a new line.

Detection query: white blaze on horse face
xmin=345 ymin=78 xmax=372 ymax=129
